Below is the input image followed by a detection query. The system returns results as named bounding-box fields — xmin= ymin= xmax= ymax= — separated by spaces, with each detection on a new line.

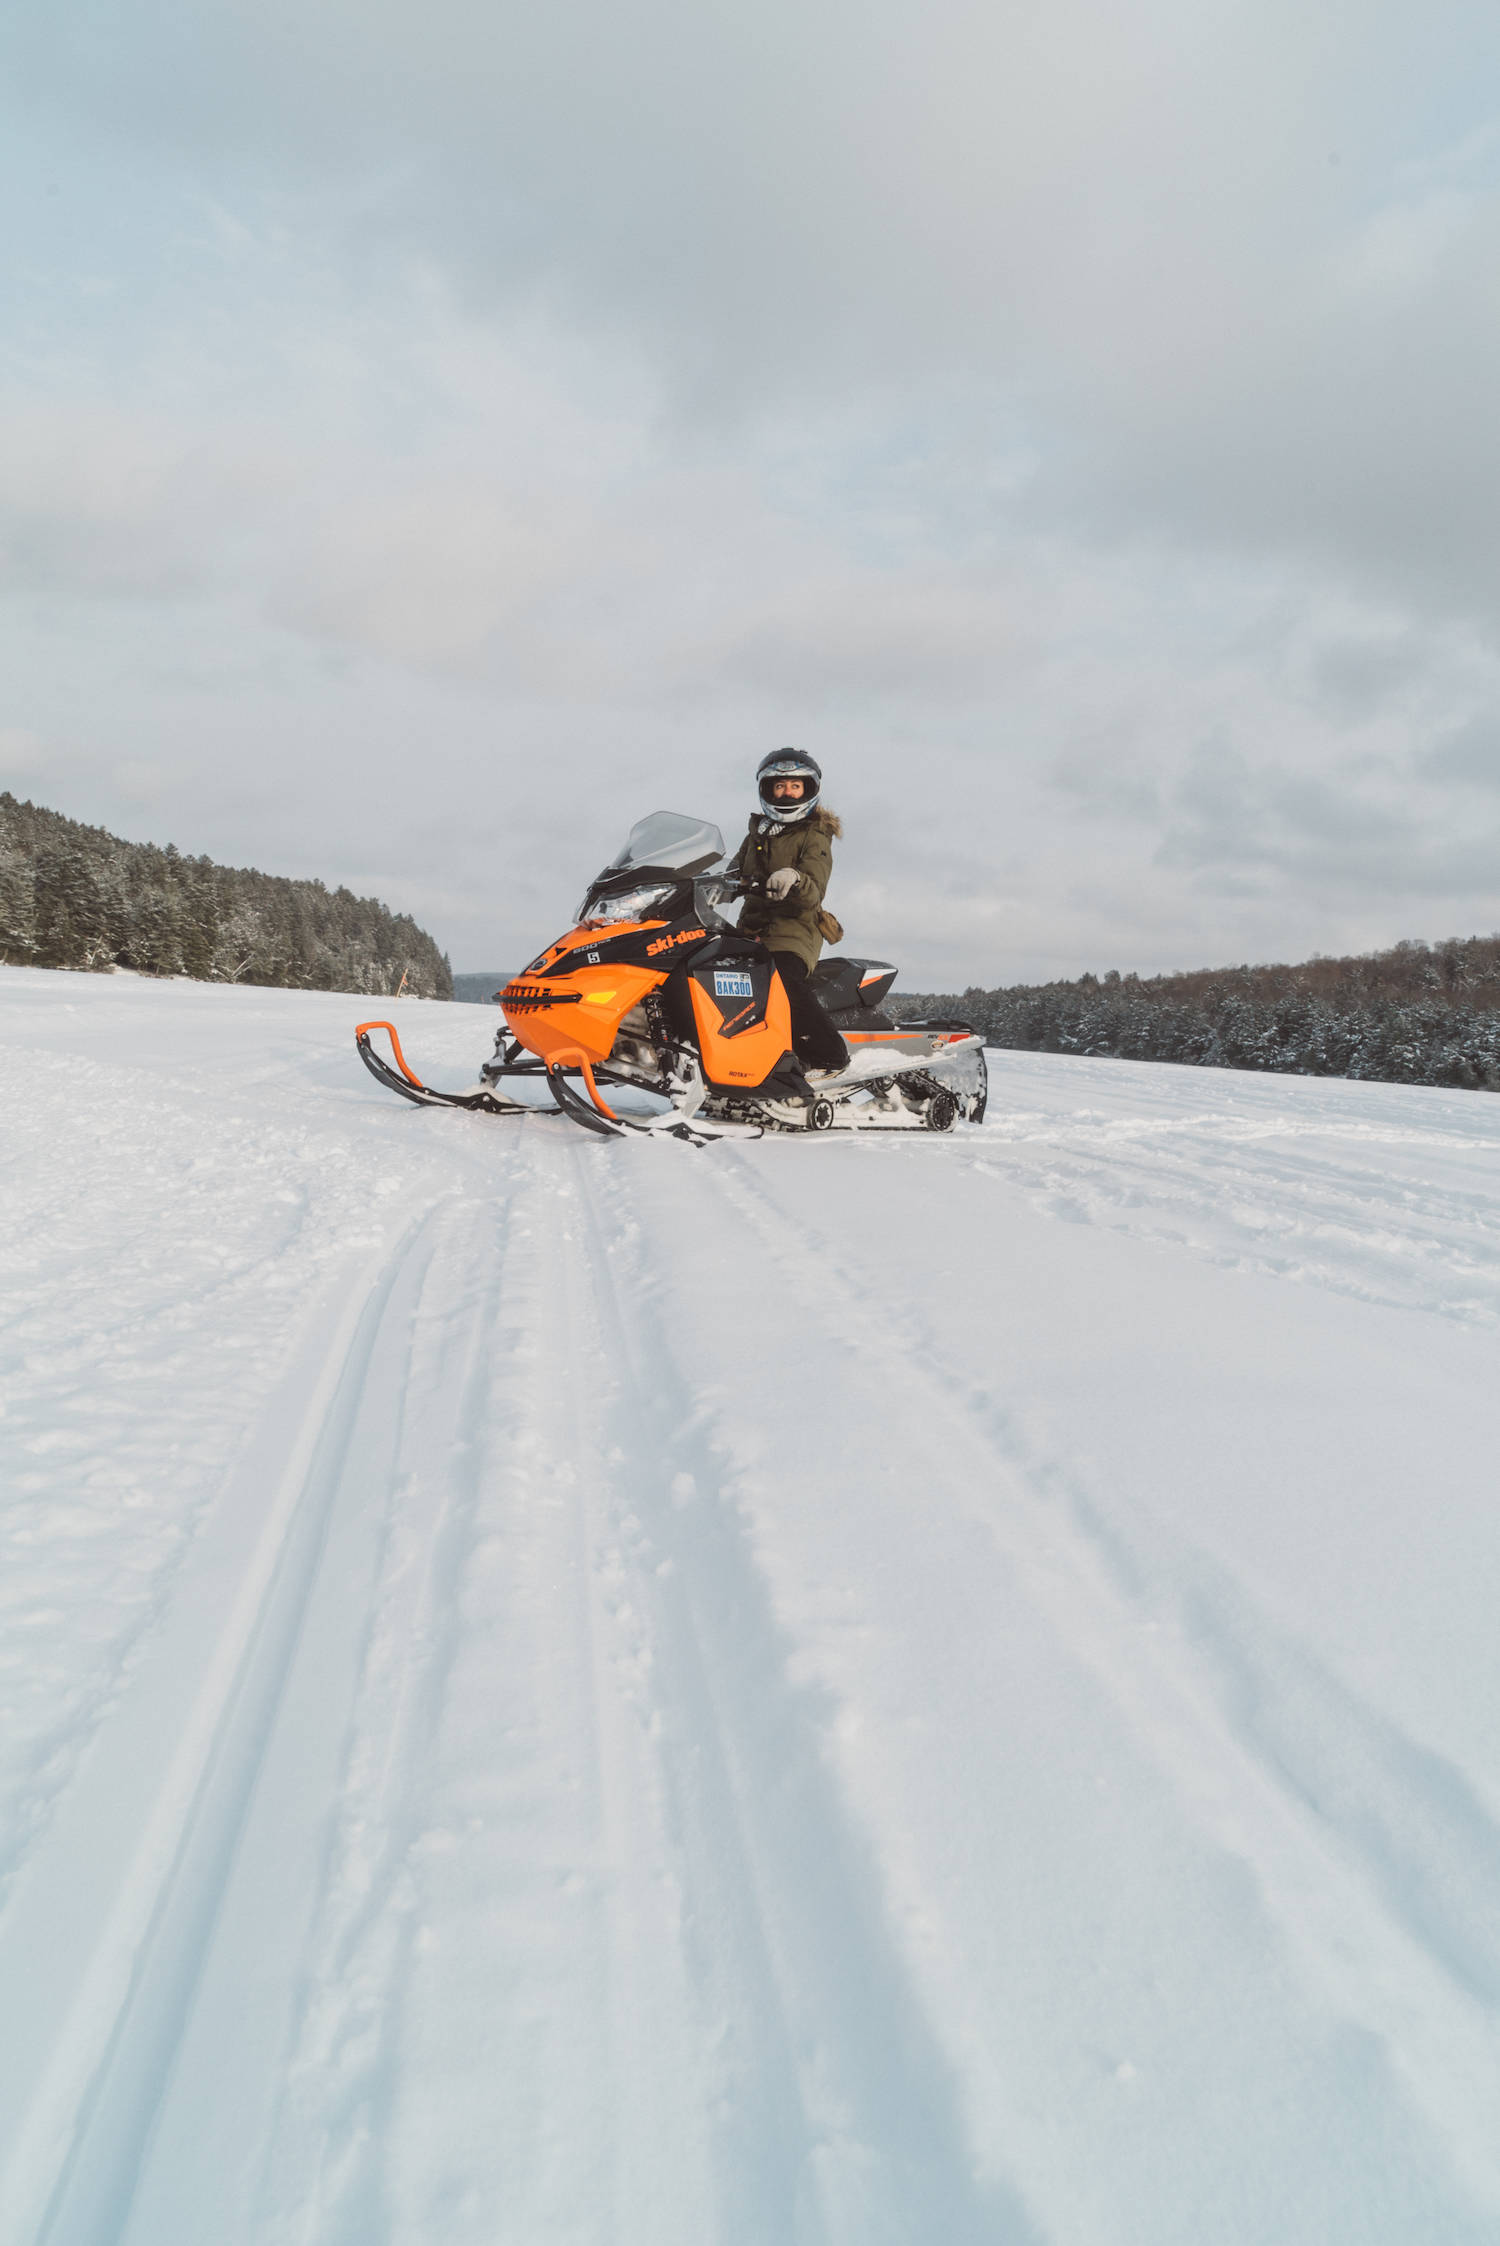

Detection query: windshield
xmin=606 ymin=812 xmax=725 ymax=875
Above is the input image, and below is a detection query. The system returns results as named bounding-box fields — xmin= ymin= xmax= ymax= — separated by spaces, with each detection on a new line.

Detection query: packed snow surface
xmin=3 ymin=964 xmax=1499 ymax=2246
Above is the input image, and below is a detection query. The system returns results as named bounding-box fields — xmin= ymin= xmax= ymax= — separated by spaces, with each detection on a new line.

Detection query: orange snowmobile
xmin=356 ymin=812 xmax=986 ymax=1144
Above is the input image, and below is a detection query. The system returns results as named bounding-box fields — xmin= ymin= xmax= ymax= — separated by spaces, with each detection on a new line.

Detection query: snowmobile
xmin=356 ymin=811 xmax=987 ymax=1144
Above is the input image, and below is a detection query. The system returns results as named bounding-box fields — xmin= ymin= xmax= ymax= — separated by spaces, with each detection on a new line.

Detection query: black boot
xmin=771 ymin=952 xmax=849 ymax=1073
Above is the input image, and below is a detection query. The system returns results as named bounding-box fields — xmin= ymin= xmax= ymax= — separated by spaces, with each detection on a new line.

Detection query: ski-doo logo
xmin=646 ymin=927 xmax=706 ymax=957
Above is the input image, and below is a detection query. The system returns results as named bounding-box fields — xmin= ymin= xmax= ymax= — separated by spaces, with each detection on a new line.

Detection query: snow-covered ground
xmin=3 ymin=963 xmax=1500 ymax=2246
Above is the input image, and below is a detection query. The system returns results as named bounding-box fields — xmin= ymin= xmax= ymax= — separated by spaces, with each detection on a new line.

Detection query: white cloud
xmin=2 ymin=0 xmax=1500 ymax=981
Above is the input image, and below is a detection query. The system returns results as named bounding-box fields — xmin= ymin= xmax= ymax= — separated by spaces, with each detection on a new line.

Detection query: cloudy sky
xmin=3 ymin=0 xmax=1499 ymax=983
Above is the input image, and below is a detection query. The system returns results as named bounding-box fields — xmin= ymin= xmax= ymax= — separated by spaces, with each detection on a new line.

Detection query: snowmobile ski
xmin=355 ymin=1020 xmax=527 ymax=1116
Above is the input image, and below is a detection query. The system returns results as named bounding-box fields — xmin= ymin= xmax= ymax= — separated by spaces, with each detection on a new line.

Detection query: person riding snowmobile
xmin=728 ymin=748 xmax=848 ymax=1074
xmin=358 ymin=786 xmax=989 ymax=1138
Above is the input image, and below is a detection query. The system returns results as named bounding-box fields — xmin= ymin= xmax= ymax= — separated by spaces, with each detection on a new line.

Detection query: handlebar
xmin=692 ymin=868 xmax=764 ymax=930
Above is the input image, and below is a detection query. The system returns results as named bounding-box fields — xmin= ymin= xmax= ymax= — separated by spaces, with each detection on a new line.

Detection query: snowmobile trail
xmin=145 ymin=1178 xmax=521 ymax=2246
xmin=343 ymin=1128 xmax=725 ymax=2246
xmin=0 ymin=1206 xmax=450 ymax=2245
xmin=565 ymin=1143 xmax=1041 ymax=2246
xmin=963 ymin=1056 xmax=1500 ymax=1327
xmin=667 ymin=1145 xmax=1500 ymax=2221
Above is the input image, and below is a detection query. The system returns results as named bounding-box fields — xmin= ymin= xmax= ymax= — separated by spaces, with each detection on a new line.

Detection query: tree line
xmin=896 ymin=934 xmax=1500 ymax=1093
xmin=0 ymin=792 xmax=452 ymax=1000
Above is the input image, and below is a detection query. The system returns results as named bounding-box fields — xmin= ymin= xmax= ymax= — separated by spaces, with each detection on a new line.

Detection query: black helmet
xmin=756 ymin=746 xmax=821 ymax=826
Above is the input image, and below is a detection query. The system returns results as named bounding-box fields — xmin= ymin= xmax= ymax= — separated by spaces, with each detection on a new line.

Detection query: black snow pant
xmin=772 ymin=952 xmax=849 ymax=1072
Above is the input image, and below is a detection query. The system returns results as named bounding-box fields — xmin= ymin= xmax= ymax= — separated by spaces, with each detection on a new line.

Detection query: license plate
xmin=713 ymin=970 xmax=754 ymax=999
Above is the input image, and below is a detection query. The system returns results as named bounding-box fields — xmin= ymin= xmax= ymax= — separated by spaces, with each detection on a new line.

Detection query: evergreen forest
xmin=897 ymin=935 xmax=1500 ymax=1092
xmin=0 ymin=792 xmax=452 ymax=999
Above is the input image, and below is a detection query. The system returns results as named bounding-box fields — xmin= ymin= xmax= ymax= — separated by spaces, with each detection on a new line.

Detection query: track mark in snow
xmin=691 ymin=1149 xmax=1500 ymax=2217
xmin=959 ymin=1095 xmax=1500 ymax=1327
xmin=257 ymin=1127 xmax=717 ymax=2246
xmin=247 ymin=1184 xmax=522 ymax=2244
xmin=0 ymin=1209 xmax=445 ymax=2246
xmin=572 ymin=1148 xmax=1042 ymax=2246
xmin=0 ymin=1049 xmax=416 ymax=1924
xmin=1174 ymin=1572 xmax=1500 ymax=2006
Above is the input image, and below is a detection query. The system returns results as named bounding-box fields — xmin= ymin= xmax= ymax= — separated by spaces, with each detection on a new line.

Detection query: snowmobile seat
xmin=810 ymin=956 xmax=899 ymax=1029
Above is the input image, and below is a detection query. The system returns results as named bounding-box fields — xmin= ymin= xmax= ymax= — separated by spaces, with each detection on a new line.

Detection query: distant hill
xmin=451 ymin=972 xmax=512 ymax=1005
xmin=0 ymin=792 xmax=451 ymax=999
xmin=894 ymin=934 xmax=1500 ymax=1092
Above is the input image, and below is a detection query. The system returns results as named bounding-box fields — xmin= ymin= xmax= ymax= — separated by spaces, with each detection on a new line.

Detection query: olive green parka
xmin=728 ymin=805 xmax=841 ymax=973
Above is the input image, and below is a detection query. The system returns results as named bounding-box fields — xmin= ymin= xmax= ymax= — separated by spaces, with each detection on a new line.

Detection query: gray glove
xmin=765 ymin=866 xmax=800 ymax=902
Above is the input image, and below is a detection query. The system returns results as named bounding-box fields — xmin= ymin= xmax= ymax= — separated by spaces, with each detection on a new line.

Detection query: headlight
xmin=578 ymin=881 xmax=676 ymax=926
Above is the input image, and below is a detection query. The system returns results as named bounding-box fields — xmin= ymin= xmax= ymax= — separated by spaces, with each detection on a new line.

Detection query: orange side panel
xmin=502 ymin=962 xmax=665 ymax=1066
xmin=689 ymin=975 xmax=794 ymax=1088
